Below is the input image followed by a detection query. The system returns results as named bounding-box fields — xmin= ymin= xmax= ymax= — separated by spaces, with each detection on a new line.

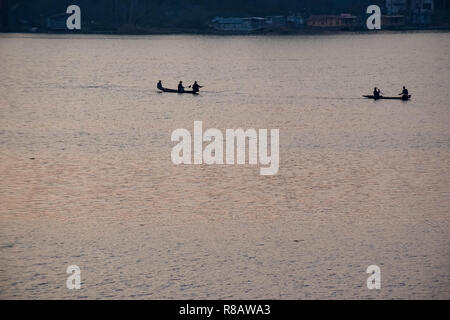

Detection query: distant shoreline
xmin=1 ymin=26 xmax=450 ymax=37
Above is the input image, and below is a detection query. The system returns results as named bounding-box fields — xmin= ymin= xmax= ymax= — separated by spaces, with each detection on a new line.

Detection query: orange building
xmin=307 ymin=14 xmax=358 ymax=29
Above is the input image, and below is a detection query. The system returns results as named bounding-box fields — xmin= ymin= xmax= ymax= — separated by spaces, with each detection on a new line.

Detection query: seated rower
xmin=178 ymin=81 xmax=184 ymax=93
xmin=400 ymin=86 xmax=409 ymax=96
xmin=157 ymin=80 xmax=163 ymax=90
xmin=192 ymin=81 xmax=203 ymax=93
xmin=373 ymin=87 xmax=381 ymax=99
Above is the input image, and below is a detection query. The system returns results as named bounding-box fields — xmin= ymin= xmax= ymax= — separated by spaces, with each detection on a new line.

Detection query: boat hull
xmin=363 ymin=95 xmax=411 ymax=101
xmin=159 ymin=88 xmax=198 ymax=94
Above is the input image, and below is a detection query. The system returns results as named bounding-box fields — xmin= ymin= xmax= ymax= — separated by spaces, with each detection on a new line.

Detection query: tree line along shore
xmin=1 ymin=0 xmax=449 ymax=34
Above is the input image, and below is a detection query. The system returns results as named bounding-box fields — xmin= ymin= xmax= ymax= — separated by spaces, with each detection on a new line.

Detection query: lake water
xmin=0 ymin=32 xmax=449 ymax=299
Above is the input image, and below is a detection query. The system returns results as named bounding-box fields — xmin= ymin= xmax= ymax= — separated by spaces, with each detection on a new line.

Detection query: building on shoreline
xmin=386 ymin=0 xmax=409 ymax=14
xmin=307 ymin=14 xmax=358 ymax=30
xmin=210 ymin=15 xmax=304 ymax=33
xmin=47 ymin=13 xmax=68 ymax=31
xmin=411 ymin=0 xmax=434 ymax=24
xmin=264 ymin=15 xmax=286 ymax=29
xmin=386 ymin=0 xmax=434 ymax=25
xmin=382 ymin=15 xmax=406 ymax=27
xmin=210 ymin=17 xmax=265 ymax=32
xmin=286 ymin=15 xmax=305 ymax=27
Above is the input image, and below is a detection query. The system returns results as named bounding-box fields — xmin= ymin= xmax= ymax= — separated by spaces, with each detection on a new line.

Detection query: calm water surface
xmin=0 ymin=32 xmax=449 ymax=299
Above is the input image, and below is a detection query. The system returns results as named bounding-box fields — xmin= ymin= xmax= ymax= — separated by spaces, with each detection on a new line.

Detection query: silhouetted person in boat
xmin=400 ymin=86 xmax=409 ymax=96
xmin=157 ymin=80 xmax=163 ymax=90
xmin=178 ymin=81 xmax=184 ymax=93
xmin=373 ymin=87 xmax=381 ymax=99
xmin=191 ymin=81 xmax=203 ymax=93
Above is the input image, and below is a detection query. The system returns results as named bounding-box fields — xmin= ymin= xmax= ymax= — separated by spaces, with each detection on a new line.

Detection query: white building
xmin=210 ymin=17 xmax=265 ymax=32
xmin=286 ymin=15 xmax=304 ymax=27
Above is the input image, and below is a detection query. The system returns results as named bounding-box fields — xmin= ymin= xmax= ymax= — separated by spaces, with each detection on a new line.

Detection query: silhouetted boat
xmin=159 ymin=87 xmax=198 ymax=94
xmin=363 ymin=95 xmax=411 ymax=101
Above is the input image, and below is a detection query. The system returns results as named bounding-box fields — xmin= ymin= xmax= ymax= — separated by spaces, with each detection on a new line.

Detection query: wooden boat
xmin=159 ymin=87 xmax=198 ymax=94
xmin=363 ymin=95 xmax=411 ymax=101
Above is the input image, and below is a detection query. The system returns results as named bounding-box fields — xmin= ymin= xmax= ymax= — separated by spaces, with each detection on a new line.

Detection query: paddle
xmin=187 ymin=84 xmax=204 ymax=91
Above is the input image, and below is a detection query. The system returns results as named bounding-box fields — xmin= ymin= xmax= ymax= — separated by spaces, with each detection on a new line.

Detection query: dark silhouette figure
xmin=373 ymin=87 xmax=381 ymax=99
xmin=192 ymin=81 xmax=203 ymax=93
xmin=400 ymin=86 xmax=409 ymax=96
xmin=178 ymin=81 xmax=184 ymax=93
xmin=157 ymin=80 xmax=163 ymax=90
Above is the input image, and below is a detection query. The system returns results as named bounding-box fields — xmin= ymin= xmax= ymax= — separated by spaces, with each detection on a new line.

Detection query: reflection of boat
xmin=363 ymin=95 xmax=411 ymax=101
xmin=158 ymin=87 xmax=198 ymax=94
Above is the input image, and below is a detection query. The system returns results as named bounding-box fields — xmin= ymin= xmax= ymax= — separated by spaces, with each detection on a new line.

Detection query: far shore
xmin=1 ymin=25 xmax=450 ymax=37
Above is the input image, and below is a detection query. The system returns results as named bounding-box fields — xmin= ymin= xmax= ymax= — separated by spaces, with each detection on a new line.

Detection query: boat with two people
xmin=363 ymin=86 xmax=411 ymax=100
